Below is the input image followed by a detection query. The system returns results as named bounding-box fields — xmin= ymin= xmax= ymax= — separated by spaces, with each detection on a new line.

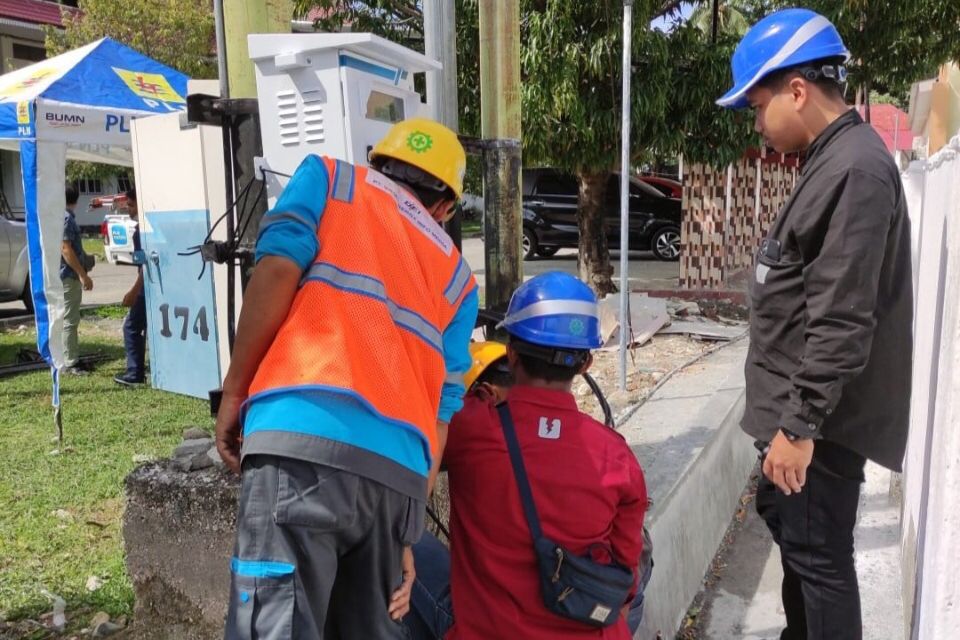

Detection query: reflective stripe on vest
xmin=302 ymin=261 xmax=444 ymax=353
xmin=331 ymin=160 xmax=355 ymax=203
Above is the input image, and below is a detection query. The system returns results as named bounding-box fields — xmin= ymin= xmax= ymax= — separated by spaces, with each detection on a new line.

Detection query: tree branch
xmin=653 ymin=0 xmax=688 ymax=20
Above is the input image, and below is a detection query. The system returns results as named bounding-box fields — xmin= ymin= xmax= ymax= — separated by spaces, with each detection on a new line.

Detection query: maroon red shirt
xmin=444 ymin=386 xmax=648 ymax=639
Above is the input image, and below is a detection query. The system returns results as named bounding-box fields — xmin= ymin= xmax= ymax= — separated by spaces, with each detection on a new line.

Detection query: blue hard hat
xmin=498 ymin=272 xmax=603 ymax=350
xmin=717 ymin=8 xmax=850 ymax=110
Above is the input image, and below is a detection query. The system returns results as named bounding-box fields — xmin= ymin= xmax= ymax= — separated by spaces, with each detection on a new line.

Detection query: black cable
xmin=235 ymin=178 xmax=267 ymax=245
xmin=203 ymin=177 xmax=256 ymax=246
xmin=260 ymin=167 xmax=292 ymax=179
xmin=426 ymin=505 xmax=451 ymax=541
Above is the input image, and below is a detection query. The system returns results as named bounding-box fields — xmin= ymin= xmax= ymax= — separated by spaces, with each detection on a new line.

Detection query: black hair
xmin=65 ymin=185 xmax=79 ymax=206
xmin=125 ymin=186 xmax=137 ymax=203
xmin=475 ymin=356 xmax=514 ymax=389
xmin=757 ymin=57 xmax=847 ymax=102
xmin=509 ymin=337 xmax=588 ymax=383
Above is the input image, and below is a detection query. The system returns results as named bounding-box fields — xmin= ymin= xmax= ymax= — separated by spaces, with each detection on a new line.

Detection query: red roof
xmin=858 ymin=104 xmax=914 ymax=153
xmin=0 ymin=0 xmax=72 ymax=28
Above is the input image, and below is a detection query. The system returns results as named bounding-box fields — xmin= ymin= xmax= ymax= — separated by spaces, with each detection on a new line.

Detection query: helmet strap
xmin=379 ymin=158 xmax=448 ymax=193
xmin=510 ymin=339 xmax=589 ymax=369
xmin=796 ymin=63 xmax=848 ymax=86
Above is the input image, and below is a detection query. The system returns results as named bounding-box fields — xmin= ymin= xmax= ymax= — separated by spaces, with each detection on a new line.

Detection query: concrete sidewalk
xmin=693 ymin=463 xmax=904 ymax=639
xmin=619 ymin=337 xmax=755 ymax=639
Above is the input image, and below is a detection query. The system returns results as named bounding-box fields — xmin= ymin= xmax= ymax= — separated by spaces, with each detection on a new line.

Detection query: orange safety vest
xmin=247 ymin=157 xmax=476 ymax=460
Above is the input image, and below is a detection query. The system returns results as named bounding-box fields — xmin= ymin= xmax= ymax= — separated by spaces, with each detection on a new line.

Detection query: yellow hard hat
xmin=370 ymin=118 xmax=466 ymax=199
xmin=464 ymin=341 xmax=509 ymax=390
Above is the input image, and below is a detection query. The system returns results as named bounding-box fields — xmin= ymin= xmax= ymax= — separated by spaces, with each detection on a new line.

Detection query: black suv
xmin=522 ymin=169 xmax=682 ymax=261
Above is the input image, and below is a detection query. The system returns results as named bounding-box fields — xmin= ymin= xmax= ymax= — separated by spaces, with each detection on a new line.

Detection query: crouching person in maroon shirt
xmin=405 ymin=272 xmax=650 ymax=640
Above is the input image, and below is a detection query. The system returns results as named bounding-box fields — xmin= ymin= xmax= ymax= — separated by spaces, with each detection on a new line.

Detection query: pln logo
xmin=105 ymin=114 xmax=131 ymax=133
xmin=112 ymin=67 xmax=185 ymax=110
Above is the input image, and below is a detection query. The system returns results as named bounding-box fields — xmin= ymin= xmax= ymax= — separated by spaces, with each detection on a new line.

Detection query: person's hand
xmin=122 ymin=289 xmax=137 ymax=307
xmin=214 ymin=391 xmax=246 ymax=474
xmin=81 ymin=275 xmax=93 ymax=291
xmin=388 ymin=546 xmax=415 ymax=621
xmin=763 ymin=430 xmax=815 ymax=496
xmin=471 ymin=382 xmax=497 ymax=404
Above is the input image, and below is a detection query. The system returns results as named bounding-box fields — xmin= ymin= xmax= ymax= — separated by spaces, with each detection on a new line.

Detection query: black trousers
xmin=756 ymin=440 xmax=867 ymax=640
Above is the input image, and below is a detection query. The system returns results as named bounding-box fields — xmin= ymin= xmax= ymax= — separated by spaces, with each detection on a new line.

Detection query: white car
xmin=0 ymin=211 xmax=31 ymax=312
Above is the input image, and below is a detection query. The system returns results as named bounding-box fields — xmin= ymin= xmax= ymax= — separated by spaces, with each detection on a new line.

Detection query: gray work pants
xmin=225 ymin=455 xmax=424 ymax=640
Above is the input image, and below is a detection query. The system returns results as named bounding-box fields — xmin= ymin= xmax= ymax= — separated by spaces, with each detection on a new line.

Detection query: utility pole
xmin=424 ymin=0 xmax=464 ymax=250
xmin=478 ymin=0 xmax=522 ymax=312
xmin=223 ymin=0 xmax=293 ymax=99
xmin=423 ymin=0 xmax=459 ymax=130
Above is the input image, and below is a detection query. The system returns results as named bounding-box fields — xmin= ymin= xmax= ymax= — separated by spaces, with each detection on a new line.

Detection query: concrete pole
xmin=423 ymin=0 xmax=460 ymax=130
xmin=479 ymin=0 xmax=522 ymax=311
xmin=223 ymin=0 xmax=293 ymax=99
xmin=424 ymin=0 xmax=464 ymax=250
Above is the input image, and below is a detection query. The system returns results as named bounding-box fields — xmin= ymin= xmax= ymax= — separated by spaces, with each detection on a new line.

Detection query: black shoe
xmin=114 ymin=374 xmax=146 ymax=386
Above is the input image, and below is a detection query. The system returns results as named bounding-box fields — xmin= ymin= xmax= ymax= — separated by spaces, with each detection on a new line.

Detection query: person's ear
xmin=507 ymin=344 xmax=520 ymax=369
xmin=789 ymin=76 xmax=808 ymax=111
xmin=578 ymin=353 xmax=594 ymax=375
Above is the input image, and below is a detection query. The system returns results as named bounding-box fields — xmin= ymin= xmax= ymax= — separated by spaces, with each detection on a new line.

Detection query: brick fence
xmin=680 ymin=150 xmax=799 ymax=290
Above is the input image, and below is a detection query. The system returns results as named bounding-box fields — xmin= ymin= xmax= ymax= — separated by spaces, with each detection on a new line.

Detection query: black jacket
xmin=743 ymin=109 xmax=913 ymax=471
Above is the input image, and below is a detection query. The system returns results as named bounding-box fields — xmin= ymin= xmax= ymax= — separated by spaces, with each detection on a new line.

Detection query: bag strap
xmin=497 ymin=402 xmax=544 ymax=541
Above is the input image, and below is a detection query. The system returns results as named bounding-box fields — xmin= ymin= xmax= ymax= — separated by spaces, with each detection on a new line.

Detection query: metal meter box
xmin=131 ymin=109 xmax=234 ymax=399
xmin=248 ymin=33 xmax=440 ymax=201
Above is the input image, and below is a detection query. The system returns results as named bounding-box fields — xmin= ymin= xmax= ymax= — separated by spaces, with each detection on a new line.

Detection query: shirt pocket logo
xmin=756 ymin=263 xmax=771 ymax=284
xmin=538 ymin=417 xmax=562 ymax=440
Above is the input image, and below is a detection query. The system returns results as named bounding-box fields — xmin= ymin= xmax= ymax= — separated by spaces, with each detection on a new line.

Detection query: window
xmin=117 ymin=175 xmax=133 ymax=193
xmin=12 ymin=44 xmax=45 ymax=63
xmin=365 ymin=91 xmax=405 ymax=124
xmin=534 ymin=172 xmax=578 ymax=196
xmin=72 ymin=179 xmax=104 ymax=195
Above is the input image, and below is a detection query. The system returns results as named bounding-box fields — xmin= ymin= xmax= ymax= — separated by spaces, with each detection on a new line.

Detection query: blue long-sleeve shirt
xmin=242 ymin=155 xmax=478 ymax=499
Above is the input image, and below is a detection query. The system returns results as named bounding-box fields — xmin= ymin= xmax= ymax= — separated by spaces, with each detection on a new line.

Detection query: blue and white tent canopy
xmin=0 ymin=38 xmax=187 ymax=388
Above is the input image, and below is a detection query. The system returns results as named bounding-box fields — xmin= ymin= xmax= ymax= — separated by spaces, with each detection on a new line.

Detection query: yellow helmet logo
xmin=406 ymin=131 xmax=433 ymax=153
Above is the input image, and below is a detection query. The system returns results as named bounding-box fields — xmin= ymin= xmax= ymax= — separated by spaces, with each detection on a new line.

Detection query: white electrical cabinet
xmin=131 ymin=108 xmax=234 ymax=398
xmin=248 ymin=33 xmax=441 ymax=203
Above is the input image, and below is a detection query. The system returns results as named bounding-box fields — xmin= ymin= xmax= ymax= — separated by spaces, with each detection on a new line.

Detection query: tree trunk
xmin=576 ymin=170 xmax=617 ymax=296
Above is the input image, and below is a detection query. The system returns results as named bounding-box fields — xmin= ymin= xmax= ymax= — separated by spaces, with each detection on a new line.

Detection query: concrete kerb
xmin=621 ymin=340 xmax=755 ymax=640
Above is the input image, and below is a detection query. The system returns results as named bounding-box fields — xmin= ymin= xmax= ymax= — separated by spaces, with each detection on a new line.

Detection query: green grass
xmin=0 ymin=326 xmax=212 ymax=625
xmin=85 ymin=305 xmax=128 ymax=320
xmin=81 ymin=237 xmax=105 ymax=262
xmin=461 ymin=218 xmax=482 ymax=238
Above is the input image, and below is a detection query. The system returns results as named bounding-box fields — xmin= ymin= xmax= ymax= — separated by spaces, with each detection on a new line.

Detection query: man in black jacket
xmin=717 ymin=9 xmax=913 ymax=640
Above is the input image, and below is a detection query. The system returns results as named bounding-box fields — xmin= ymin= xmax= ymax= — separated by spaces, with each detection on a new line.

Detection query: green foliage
xmin=45 ymin=0 xmax=216 ymax=79
xmin=689 ymin=0 xmax=751 ymax=39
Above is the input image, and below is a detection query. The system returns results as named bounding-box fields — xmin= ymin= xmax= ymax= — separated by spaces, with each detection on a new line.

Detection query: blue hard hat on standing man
xmin=716 ymin=8 xmax=850 ymax=110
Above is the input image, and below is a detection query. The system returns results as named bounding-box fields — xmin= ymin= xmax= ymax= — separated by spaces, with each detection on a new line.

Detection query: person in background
xmin=115 ymin=188 xmax=147 ymax=386
xmin=60 ymin=184 xmax=93 ymax=375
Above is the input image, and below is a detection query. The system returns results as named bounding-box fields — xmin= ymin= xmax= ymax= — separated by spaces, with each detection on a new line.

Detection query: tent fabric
xmin=0 ymin=38 xmax=187 ymax=383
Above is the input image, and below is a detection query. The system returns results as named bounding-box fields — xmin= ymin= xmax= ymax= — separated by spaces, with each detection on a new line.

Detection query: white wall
xmin=901 ymin=133 xmax=960 ymax=640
